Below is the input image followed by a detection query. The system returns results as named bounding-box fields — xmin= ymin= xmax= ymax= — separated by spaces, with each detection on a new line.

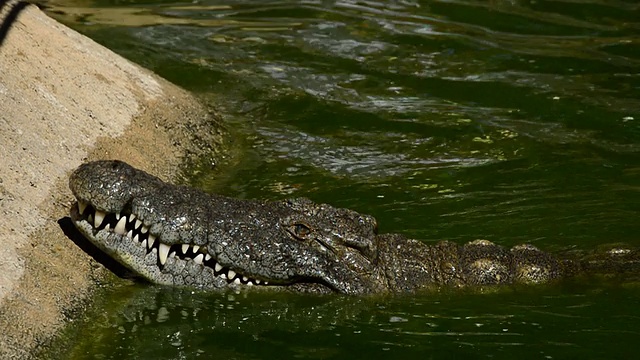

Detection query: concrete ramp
xmin=0 ymin=3 xmax=225 ymax=357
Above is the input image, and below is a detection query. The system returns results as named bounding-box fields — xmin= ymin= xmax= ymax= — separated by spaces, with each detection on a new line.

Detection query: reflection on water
xmin=52 ymin=283 xmax=640 ymax=359
xmin=43 ymin=0 xmax=640 ymax=359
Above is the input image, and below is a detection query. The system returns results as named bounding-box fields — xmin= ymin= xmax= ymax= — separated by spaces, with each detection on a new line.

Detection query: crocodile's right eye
xmin=294 ymin=223 xmax=311 ymax=238
xmin=286 ymin=222 xmax=313 ymax=241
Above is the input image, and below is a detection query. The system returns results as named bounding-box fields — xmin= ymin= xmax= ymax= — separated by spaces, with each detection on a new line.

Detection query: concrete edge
xmin=0 ymin=4 xmax=226 ymax=358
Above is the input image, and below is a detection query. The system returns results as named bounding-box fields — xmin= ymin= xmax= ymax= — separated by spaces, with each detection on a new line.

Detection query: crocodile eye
xmin=294 ymin=223 xmax=311 ymax=237
xmin=288 ymin=222 xmax=312 ymax=240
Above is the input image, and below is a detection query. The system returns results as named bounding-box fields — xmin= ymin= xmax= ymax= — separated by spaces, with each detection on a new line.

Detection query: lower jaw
xmin=70 ymin=203 xmax=270 ymax=287
xmin=69 ymin=205 xmax=336 ymax=294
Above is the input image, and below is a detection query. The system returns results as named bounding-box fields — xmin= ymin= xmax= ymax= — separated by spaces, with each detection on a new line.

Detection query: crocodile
xmin=68 ymin=160 xmax=640 ymax=295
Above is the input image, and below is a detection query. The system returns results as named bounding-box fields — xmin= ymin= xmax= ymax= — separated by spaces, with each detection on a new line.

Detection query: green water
xmin=43 ymin=0 xmax=640 ymax=359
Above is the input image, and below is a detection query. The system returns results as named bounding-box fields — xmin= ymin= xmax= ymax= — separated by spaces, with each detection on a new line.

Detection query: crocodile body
xmin=68 ymin=160 xmax=640 ymax=294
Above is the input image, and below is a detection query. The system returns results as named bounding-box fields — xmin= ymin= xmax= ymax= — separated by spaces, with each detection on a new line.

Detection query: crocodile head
xmin=69 ymin=160 xmax=387 ymax=294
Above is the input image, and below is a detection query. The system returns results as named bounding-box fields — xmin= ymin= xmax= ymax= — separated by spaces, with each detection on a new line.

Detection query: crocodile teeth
xmin=148 ymin=234 xmax=157 ymax=249
xmin=114 ymin=216 xmax=127 ymax=235
xmin=77 ymin=203 xmax=266 ymax=287
xmin=94 ymin=210 xmax=106 ymax=228
xmin=158 ymin=243 xmax=170 ymax=265
xmin=78 ymin=201 xmax=88 ymax=215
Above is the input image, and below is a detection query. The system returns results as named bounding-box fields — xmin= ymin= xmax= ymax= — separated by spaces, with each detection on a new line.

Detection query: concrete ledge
xmin=0 ymin=4 xmax=225 ymax=358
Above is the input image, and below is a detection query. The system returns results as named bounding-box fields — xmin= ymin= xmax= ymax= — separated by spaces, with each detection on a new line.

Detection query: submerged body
xmin=69 ymin=160 xmax=640 ymax=294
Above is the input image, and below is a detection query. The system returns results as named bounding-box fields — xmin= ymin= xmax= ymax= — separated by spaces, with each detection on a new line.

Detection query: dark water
xmin=55 ymin=283 xmax=640 ymax=359
xmin=43 ymin=0 xmax=640 ymax=359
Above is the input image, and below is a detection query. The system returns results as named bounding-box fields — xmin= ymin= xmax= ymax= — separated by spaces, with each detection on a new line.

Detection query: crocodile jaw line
xmin=70 ymin=200 xmax=267 ymax=289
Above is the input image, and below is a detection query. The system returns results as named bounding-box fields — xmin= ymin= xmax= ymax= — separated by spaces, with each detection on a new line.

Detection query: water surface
xmin=44 ymin=0 xmax=640 ymax=359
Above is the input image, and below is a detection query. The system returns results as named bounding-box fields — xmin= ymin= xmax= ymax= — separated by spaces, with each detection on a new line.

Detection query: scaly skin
xmin=68 ymin=160 xmax=640 ymax=294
